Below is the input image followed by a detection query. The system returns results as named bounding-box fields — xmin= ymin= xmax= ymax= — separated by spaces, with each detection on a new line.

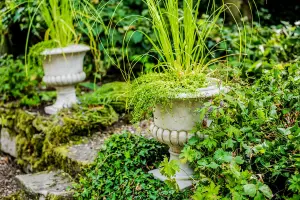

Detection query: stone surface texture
xmin=42 ymin=44 xmax=90 ymax=115
xmin=16 ymin=170 xmax=73 ymax=200
xmin=55 ymin=132 xmax=109 ymax=166
xmin=0 ymin=128 xmax=17 ymax=158
xmin=150 ymin=78 xmax=228 ymax=190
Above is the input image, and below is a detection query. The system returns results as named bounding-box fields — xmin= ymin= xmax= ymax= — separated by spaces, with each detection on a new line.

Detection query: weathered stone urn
xmin=41 ymin=44 xmax=90 ymax=114
xmin=149 ymin=78 xmax=228 ymax=190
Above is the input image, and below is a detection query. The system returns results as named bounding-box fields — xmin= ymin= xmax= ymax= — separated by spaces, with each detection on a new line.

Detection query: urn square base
xmin=149 ymin=169 xmax=193 ymax=190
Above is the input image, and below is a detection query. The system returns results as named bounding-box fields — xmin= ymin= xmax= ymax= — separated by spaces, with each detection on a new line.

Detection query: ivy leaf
xmin=223 ymin=138 xmax=235 ymax=149
xmin=240 ymin=127 xmax=253 ymax=133
xmin=199 ymin=107 xmax=207 ymax=121
xmin=259 ymin=184 xmax=273 ymax=199
xmin=256 ymin=109 xmax=266 ymax=121
xmin=132 ymin=31 xmax=143 ymax=44
xmin=165 ymin=178 xmax=179 ymax=191
xmin=197 ymin=160 xmax=208 ymax=166
xmin=243 ymin=184 xmax=257 ymax=197
xmin=180 ymin=146 xmax=197 ymax=163
xmin=207 ymin=162 xmax=219 ymax=169
xmin=202 ymin=138 xmax=217 ymax=150
xmin=277 ymin=127 xmax=291 ymax=135
xmin=188 ymin=136 xmax=199 ymax=146
xmin=254 ymin=192 xmax=265 ymax=200
xmin=124 ymin=151 xmax=131 ymax=159
xmin=214 ymin=149 xmax=232 ymax=163
xmin=234 ymin=156 xmax=244 ymax=164
xmin=159 ymin=157 xmax=180 ymax=178
xmin=288 ymin=174 xmax=300 ymax=192
xmin=227 ymin=125 xmax=241 ymax=137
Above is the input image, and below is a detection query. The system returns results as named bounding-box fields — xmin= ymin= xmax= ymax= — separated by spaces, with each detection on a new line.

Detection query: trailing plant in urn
xmin=127 ymin=0 xmax=244 ymax=190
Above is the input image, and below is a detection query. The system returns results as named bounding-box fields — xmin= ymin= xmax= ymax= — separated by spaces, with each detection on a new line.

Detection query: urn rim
xmin=41 ymin=44 xmax=90 ymax=56
xmin=175 ymin=77 xmax=229 ymax=99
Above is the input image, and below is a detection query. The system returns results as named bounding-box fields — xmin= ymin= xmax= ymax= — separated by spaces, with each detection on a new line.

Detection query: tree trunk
xmin=0 ymin=36 xmax=8 ymax=56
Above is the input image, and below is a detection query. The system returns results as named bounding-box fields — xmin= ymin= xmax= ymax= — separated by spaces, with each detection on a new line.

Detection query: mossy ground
xmin=0 ymin=103 xmax=118 ymax=172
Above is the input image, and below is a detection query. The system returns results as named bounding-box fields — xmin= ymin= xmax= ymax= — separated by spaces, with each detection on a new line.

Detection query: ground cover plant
xmin=73 ymin=133 xmax=192 ymax=199
xmin=175 ymin=64 xmax=300 ymax=199
xmin=0 ymin=54 xmax=54 ymax=106
xmin=206 ymin=20 xmax=300 ymax=80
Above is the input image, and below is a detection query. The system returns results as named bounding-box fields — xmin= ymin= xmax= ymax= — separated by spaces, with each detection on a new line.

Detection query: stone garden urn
xmin=41 ymin=44 xmax=90 ymax=115
xmin=149 ymin=78 xmax=228 ymax=190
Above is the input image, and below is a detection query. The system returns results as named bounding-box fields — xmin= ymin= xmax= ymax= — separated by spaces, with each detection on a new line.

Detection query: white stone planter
xmin=41 ymin=44 xmax=90 ymax=114
xmin=149 ymin=78 xmax=229 ymax=190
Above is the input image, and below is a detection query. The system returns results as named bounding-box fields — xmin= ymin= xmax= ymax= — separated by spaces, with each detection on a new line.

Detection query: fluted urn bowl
xmin=41 ymin=44 xmax=90 ymax=115
xmin=149 ymin=78 xmax=229 ymax=190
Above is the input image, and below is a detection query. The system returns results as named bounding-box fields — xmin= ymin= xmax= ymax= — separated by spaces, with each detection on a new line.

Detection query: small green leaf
xmin=244 ymin=184 xmax=257 ymax=197
xmin=259 ymin=184 xmax=273 ymax=199
xmin=131 ymin=31 xmax=143 ymax=44
xmin=207 ymin=162 xmax=219 ymax=169
xmin=234 ymin=156 xmax=244 ymax=164
xmin=254 ymin=192 xmax=265 ymax=200
xmin=124 ymin=151 xmax=131 ymax=159
xmin=180 ymin=146 xmax=197 ymax=163
xmin=159 ymin=157 xmax=180 ymax=178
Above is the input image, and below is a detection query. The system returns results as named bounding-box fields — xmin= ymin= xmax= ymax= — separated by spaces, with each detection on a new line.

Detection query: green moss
xmin=0 ymin=104 xmax=118 ymax=171
xmin=45 ymin=193 xmax=73 ymax=200
xmin=51 ymin=144 xmax=88 ymax=178
xmin=2 ymin=190 xmax=27 ymax=200
xmin=130 ymin=72 xmax=206 ymax=122
xmin=27 ymin=40 xmax=58 ymax=70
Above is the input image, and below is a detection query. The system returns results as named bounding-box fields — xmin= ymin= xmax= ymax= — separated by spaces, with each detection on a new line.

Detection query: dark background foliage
xmin=1 ymin=0 xmax=299 ymax=73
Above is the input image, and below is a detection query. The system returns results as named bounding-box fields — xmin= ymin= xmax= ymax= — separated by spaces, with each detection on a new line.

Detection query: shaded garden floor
xmin=0 ymin=152 xmax=23 ymax=198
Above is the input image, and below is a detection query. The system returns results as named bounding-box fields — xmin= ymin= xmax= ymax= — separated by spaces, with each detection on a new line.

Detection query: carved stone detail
xmin=43 ymin=72 xmax=86 ymax=86
xmin=151 ymin=125 xmax=192 ymax=149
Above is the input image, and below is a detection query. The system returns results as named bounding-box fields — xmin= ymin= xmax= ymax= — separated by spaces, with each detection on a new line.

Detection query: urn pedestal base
xmin=149 ymin=169 xmax=193 ymax=190
xmin=45 ymin=86 xmax=77 ymax=115
xmin=149 ymin=124 xmax=194 ymax=190
xmin=148 ymin=78 xmax=227 ymax=190
xmin=149 ymin=150 xmax=194 ymax=190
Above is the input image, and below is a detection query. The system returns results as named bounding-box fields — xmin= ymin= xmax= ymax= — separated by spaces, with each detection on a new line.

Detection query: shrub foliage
xmin=73 ymin=133 xmax=191 ymax=199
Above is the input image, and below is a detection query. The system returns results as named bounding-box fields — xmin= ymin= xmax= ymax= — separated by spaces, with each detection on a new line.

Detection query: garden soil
xmin=0 ymin=152 xmax=22 ymax=198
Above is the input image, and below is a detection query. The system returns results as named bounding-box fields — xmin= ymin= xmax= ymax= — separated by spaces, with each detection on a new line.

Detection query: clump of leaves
xmin=0 ymin=54 xmax=54 ymax=106
xmin=207 ymin=20 xmax=300 ymax=80
xmin=73 ymin=133 xmax=191 ymax=199
xmin=80 ymin=82 xmax=128 ymax=113
xmin=179 ymin=63 xmax=300 ymax=199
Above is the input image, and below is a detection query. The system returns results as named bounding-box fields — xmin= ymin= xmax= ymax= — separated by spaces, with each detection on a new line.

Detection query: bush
xmin=178 ymin=63 xmax=300 ymax=199
xmin=207 ymin=20 xmax=300 ymax=80
xmin=73 ymin=133 xmax=191 ymax=199
xmin=80 ymin=82 xmax=128 ymax=113
xmin=0 ymin=54 xmax=54 ymax=106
